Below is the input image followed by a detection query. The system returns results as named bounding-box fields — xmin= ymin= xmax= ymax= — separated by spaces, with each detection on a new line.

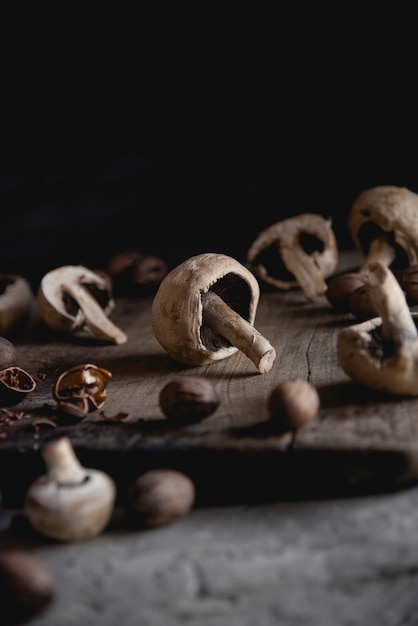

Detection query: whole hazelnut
xmin=326 ymin=272 xmax=365 ymax=312
xmin=348 ymin=284 xmax=379 ymax=320
xmin=159 ymin=376 xmax=221 ymax=424
xmin=0 ymin=549 xmax=55 ymax=624
xmin=394 ymin=265 xmax=418 ymax=304
xmin=127 ymin=469 xmax=196 ymax=528
xmin=267 ymin=379 xmax=320 ymax=433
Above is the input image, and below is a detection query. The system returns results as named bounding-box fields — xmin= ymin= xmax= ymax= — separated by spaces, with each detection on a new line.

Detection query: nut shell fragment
xmin=0 ymin=366 xmax=37 ymax=405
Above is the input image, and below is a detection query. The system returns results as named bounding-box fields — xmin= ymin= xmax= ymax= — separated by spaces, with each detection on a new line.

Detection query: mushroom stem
xmin=41 ymin=438 xmax=86 ymax=485
xmin=65 ymin=283 xmax=127 ymax=344
xmin=201 ymin=290 xmax=276 ymax=373
xmin=360 ymin=235 xmax=396 ymax=269
xmin=280 ymin=245 xmax=328 ymax=301
xmin=361 ymin=261 xmax=417 ymax=346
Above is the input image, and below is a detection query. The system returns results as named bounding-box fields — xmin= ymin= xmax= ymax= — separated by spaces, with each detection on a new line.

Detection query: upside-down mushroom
xmin=247 ymin=213 xmax=338 ymax=301
xmin=348 ymin=185 xmax=418 ymax=271
xmin=151 ymin=253 xmax=276 ymax=374
xmin=337 ymin=261 xmax=418 ymax=395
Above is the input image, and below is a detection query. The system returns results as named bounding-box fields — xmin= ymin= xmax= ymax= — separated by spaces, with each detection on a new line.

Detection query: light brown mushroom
xmin=348 ymin=185 xmax=418 ymax=271
xmin=24 ymin=436 xmax=116 ymax=541
xmin=37 ymin=265 xmax=127 ymax=344
xmin=151 ymin=253 xmax=276 ymax=373
xmin=247 ymin=213 xmax=338 ymax=301
xmin=337 ymin=261 xmax=418 ymax=395
xmin=0 ymin=274 xmax=35 ymax=336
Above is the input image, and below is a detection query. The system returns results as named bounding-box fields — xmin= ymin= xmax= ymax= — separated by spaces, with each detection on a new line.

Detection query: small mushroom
xmin=126 ymin=469 xmax=196 ymax=528
xmin=247 ymin=213 xmax=338 ymax=301
xmin=0 ymin=366 xmax=37 ymax=406
xmin=337 ymin=261 xmax=418 ymax=395
xmin=159 ymin=376 xmax=221 ymax=424
xmin=0 ymin=274 xmax=35 ymax=336
xmin=53 ymin=363 xmax=112 ymax=418
xmin=151 ymin=253 xmax=276 ymax=373
xmin=348 ymin=185 xmax=418 ymax=271
xmin=37 ymin=265 xmax=127 ymax=344
xmin=267 ymin=379 xmax=320 ymax=434
xmin=24 ymin=436 xmax=116 ymax=541
xmin=0 ymin=549 xmax=55 ymax=624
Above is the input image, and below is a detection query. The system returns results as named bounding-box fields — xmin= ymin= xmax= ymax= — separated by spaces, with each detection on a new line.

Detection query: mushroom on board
xmin=37 ymin=265 xmax=127 ymax=344
xmin=247 ymin=213 xmax=338 ymax=301
xmin=151 ymin=253 xmax=276 ymax=374
xmin=337 ymin=260 xmax=418 ymax=395
xmin=348 ymin=185 xmax=418 ymax=271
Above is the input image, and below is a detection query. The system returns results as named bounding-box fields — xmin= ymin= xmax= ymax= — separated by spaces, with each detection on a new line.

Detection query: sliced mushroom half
xmin=247 ymin=213 xmax=338 ymax=301
xmin=37 ymin=265 xmax=127 ymax=344
xmin=348 ymin=185 xmax=418 ymax=270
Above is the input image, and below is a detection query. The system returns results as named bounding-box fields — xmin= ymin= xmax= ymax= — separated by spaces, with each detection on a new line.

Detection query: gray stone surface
xmin=2 ymin=486 xmax=418 ymax=625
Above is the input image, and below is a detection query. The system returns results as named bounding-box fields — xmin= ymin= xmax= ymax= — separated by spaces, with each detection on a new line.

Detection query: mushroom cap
xmin=247 ymin=213 xmax=338 ymax=291
xmin=151 ymin=253 xmax=260 ymax=366
xmin=337 ymin=314 xmax=418 ymax=396
xmin=348 ymin=185 xmax=418 ymax=265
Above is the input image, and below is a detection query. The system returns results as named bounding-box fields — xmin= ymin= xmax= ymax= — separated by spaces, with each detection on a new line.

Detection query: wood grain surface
xmin=1 ymin=250 xmax=418 ymax=506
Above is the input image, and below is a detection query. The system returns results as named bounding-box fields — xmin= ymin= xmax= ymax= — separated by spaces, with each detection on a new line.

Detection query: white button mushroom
xmin=24 ymin=437 xmax=116 ymax=541
xmin=151 ymin=253 xmax=276 ymax=374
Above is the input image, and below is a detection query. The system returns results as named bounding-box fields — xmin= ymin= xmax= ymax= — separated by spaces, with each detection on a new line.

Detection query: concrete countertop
xmin=1 ymin=485 xmax=418 ymax=626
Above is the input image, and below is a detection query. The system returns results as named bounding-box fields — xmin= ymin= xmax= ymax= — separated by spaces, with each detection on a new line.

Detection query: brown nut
xmin=326 ymin=272 xmax=366 ymax=313
xmin=159 ymin=376 xmax=221 ymax=424
xmin=0 ymin=549 xmax=55 ymax=623
xmin=0 ymin=366 xmax=37 ymax=406
xmin=106 ymin=251 xmax=168 ymax=295
xmin=127 ymin=469 xmax=196 ymax=528
xmin=267 ymin=379 xmax=320 ymax=433
xmin=348 ymin=284 xmax=380 ymax=321
xmin=53 ymin=363 xmax=112 ymax=418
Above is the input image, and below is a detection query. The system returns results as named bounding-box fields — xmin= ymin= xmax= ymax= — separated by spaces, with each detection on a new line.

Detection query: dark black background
xmin=2 ymin=15 xmax=418 ymax=290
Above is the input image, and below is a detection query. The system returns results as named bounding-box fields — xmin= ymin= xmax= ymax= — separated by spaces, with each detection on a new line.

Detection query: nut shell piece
xmin=152 ymin=253 xmax=262 ymax=366
xmin=53 ymin=363 xmax=112 ymax=417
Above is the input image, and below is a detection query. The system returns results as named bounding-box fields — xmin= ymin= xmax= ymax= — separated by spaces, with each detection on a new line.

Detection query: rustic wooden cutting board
xmin=1 ymin=250 xmax=418 ymax=507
